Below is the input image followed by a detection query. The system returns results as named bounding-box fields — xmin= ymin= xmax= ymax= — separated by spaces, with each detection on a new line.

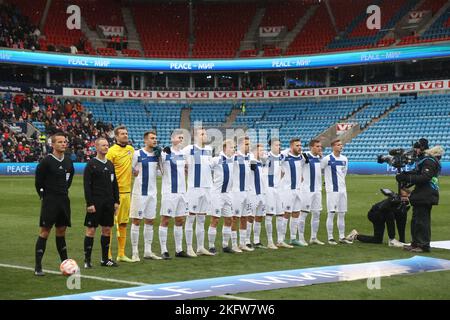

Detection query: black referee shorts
xmin=84 ymin=199 xmax=115 ymax=228
xmin=39 ymin=195 xmax=71 ymax=228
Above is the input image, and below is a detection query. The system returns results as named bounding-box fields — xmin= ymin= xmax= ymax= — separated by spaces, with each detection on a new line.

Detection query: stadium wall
xmin=1 ymin=162 xmax=449 ymax=176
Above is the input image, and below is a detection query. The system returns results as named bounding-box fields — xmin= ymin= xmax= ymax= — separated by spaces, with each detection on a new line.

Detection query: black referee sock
xmin=56 ymin=236 xmax=68 ymax=262
xmin=101 ymin=235 xmax=110 ymax=262
xmin=35 ymin=236 xmax=47 ymax=269
xmin=84 ymin=236 xmax=94 ymax=262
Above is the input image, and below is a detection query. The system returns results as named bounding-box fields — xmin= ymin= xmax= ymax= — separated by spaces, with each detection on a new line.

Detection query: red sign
xmin=213 ymin=91 xmax=238 ymax=99
xmin=186 ymin=92 xmax=210 ymax=99
xmin=342 ymin=86 xmax=363 ymax=94
xmin=367 ymin=84 xmax=389 ymax=93
xmin=268 ymin=90 xmax=290 ymax=97
xmin=128 ymin=91 xmax=152 ymax=98
xmin=392 ymin=83 xmax=416 ymax=92
xmin=156 ymin=91 xmax=181 ymax=98
xmin=293 ymin=89 xmax=315 ymax=97
xmin=419 ymin=81 xmax=444 ymax=90
xmin=99 ymin=90 xmax=125 ymax=97
xmin=242 ymin=91 xmax=265 ymax=98
xmin=319 ymin=88 xmax=339 ymax=96
xmin=73 ymin=89 xmax=96 ymax=96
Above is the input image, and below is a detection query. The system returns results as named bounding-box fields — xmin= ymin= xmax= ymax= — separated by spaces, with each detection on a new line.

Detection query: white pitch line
xmin=0 ymin=263 xmax=254 ymax=300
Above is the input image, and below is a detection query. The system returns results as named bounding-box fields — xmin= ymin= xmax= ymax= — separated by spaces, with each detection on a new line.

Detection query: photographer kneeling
xmin=397 ymin=145 xmax=444 ymax=253
xmin=347 ymin=189 xmax=410 ymax=247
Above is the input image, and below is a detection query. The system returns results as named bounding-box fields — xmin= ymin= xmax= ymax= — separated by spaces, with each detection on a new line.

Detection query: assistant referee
xmin=34 ymin=132 xmax=74 ymax=276
xmin=83 ymin=138 xmax=120 ymax=268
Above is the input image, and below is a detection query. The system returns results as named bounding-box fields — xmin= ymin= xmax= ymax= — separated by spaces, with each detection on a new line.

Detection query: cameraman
xmin=347 ymin=189 xmax=410 ymax=246
xmin=397 ymin=145 xmax=444 ymax=253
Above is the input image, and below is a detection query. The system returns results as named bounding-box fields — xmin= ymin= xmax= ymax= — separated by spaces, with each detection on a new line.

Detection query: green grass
xmin=0 ymin=175 xmax=449 ymax=300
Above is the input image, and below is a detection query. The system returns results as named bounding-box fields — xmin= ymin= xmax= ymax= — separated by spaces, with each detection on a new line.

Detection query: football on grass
xmin=60 ymin=259 xmax=79 ymax=276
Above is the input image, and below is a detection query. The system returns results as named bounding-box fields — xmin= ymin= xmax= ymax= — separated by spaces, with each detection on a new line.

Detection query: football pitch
xmin=0 ymin=175 xmax=449 ymax=300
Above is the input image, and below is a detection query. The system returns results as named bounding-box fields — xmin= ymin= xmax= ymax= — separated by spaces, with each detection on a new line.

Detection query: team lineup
xmin=33 ymin=125 xmax=352 ymax=274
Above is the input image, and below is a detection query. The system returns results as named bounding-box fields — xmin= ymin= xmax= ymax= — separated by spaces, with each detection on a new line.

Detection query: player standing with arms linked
xmin=130 ymin=131 xmax=163 ymax=261
xmin=183 ymin=128 xmax=215 ymax=257
xmin=106 ymin=126 xmax=135 ymax=263
xmin=159 ymin=130 xmax=190 ymax=259
xmin=83 ymin=138 xmax=120 ymax=268
xmin=321 ymin=139 xmax=352 ymax=245
xmin=34 ymin=133 xmax=74 ymax=276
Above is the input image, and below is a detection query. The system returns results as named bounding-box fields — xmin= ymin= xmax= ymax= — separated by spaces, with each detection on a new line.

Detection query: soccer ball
xmin=60 ymin=259 xmax=79 ymax=276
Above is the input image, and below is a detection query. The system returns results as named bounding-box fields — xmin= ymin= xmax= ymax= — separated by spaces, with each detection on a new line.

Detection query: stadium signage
xmin=259 ymin=26 xmax=284 ymax=37
xmin=2 ymin=44 xmax=450 ymax=71
xmin=99 ymin=25 xmax=125 ymax=37
xmin=41 ymin=256 xmax=450 ymax=300
xmin=62 ymin=79 xmax=450 ymax=100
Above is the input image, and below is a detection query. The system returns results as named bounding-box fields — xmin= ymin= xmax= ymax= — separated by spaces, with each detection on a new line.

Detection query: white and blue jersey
xmin=183 ymin=144 xmax=213 ymax=189
xmin=131 ymin=148 xmax=159 ymax=196
xmin=300 ymin=151 xmax=322 ymax=193
xmin=160 ymin=148 xmax=187 ymax=194
xmin=265 ymin=151 xmax=284 ymax=189
xmin=249 ymin=157 xmax=265 ymax=196
xmin=232 ymin=151 xmax=252 ymax=192
xmin=321 ymin=153 xmax=348 ymax=193
xmin=211 ymin=152 xmax=234 ymax=193
xmin=279 ymin=150 xmax=303 ymax=190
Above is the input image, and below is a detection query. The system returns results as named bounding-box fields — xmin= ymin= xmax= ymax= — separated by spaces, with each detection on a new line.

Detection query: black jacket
xmin=405 ymin=156 xmax=441 ymax=206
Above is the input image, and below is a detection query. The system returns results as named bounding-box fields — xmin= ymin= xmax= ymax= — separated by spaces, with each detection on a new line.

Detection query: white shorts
xmin=186 ymin=187 xmax=211 ymax=214
xmin=265 ymin=187 xmax=283 ymax=215
xmin=301 ymin=191 xmax=322 ymax=212
xmin=249 ymin=194 xmax=266 ymax=217
xmin=210 ymin=192 xmax=233 ymax=218
xmin=326 ymin=191 xmax=347 ymax=213
xmin=130 ymin=194 xmax=157 ymax=220
xmin=281 ymin=189 xmax=302 ymax=213
xmin=231 ymin=191 xmax=252 ymax=217
xmin=160 ymin=193 xmax=188 ymax=217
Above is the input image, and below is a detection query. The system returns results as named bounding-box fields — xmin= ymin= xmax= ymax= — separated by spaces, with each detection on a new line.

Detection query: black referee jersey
xmin=83 ymin=157 xmax=120 ymax=206
xmin=35 ymin=154 xmax=75 ymax=198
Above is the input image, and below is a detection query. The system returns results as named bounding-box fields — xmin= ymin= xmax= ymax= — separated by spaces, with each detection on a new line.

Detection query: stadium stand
xmin=193 ymin=3 xmax=257 ymax=58
xmin=41 ymin=0 xmax=95 ymax=54
xmin=345 ymin=94 xmax=450 ymax=162
xmin=132 ymin=2 xmax=189 ymax=58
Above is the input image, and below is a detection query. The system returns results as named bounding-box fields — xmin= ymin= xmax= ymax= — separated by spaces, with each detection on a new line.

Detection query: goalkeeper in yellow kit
xmin=106 ymin=126 xmax=136 ymax=262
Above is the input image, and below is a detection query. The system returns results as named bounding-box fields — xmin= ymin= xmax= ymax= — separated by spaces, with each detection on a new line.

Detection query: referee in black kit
xmin=34 ymin=132 xmax=74 ymax=276
xmin=83 ymin=138 xmax=120 ymax=268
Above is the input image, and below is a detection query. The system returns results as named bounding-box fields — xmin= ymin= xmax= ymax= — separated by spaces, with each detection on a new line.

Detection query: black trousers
xmin=411 ymin=205 xmax=432 ymax=250
xmin=357 ymin=219 xmax=385 ymax=244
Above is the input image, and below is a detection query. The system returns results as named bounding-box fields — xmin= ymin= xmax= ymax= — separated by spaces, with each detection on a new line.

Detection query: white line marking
xmin=211 ymin=284 xmax=235 ymax=288
xmin=0 ymin=263 xmax=255 ymax=300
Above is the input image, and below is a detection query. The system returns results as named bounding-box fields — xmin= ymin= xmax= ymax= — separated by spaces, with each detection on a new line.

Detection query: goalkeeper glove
xmin=153 ymin=145 xmax=162 ymax=157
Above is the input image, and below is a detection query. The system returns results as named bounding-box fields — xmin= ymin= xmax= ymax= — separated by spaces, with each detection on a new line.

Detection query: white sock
xmin=174 ymin=225 xmax=183 ymax=253
xmin=231 ymin=230 xmax=238 ymax=247
xmin=222 ymin=226 xmax=231 ymax=248
xmin=253 ymin=221 xmax=261 ymax=244
xmin=290 ymin=217 xmax=299 ymax=241
xmin=326 ymin=211 xmax=336 ymax=240
xmin=143 ymin=223 xmax=153 ymax=253
xmin=276 ymin=216 xmax=284 ymax=243
xmin=265 ymin=215 xmax=274 ymax=245
xmin=185 ymin=215 xmax=195 ymax=248
xmin=298 ymin=212 xmax=308 ymax=241
xmin=239 ymin=229 xmax=247 ymax=246
xmin=196 ymin=215 xmax=206 ymax=250
xmin=130 ymin=224 xmax=140 ymax=255
xmin=159 ymin=226 xmax=168 ymax=254
xmin=311 ymin=211 xmax=321 ymax=240
xmin=337 ymin=212 xmax=346 ymax=239
xmin=246 ymin=222 xmax=253 ymax=244
xmin=282 ymin=217 xmax=289 ymax=241
xmin=208 ymin=226 xmax=217 ymax=249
